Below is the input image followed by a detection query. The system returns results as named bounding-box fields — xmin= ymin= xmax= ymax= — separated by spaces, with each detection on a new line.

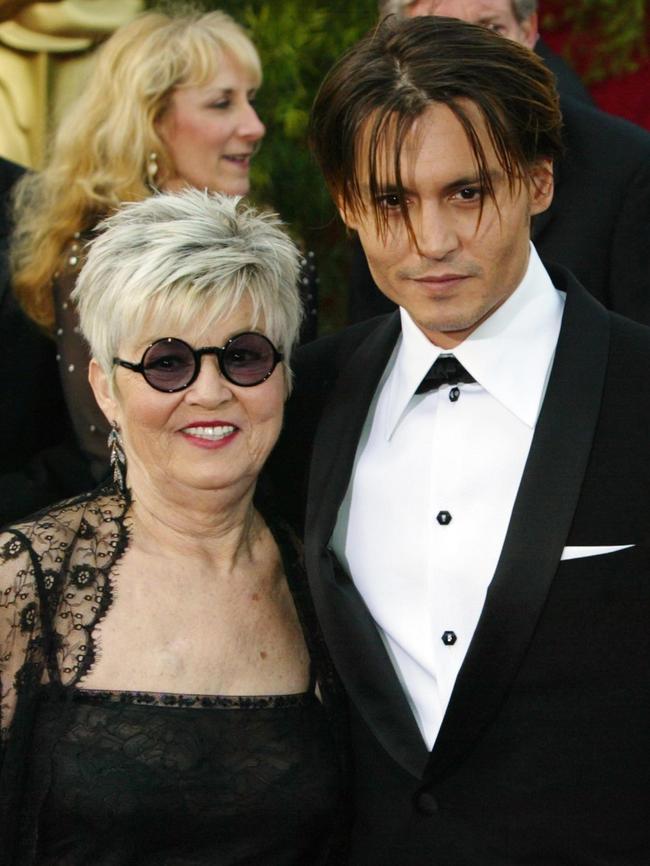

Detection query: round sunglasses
xmin=113 ymin=332 xmax=283 ymax=392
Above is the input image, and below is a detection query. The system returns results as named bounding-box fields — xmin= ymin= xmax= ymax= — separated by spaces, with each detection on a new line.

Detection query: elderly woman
xmin=0 ymin=190 xmax=346 ymax=865
xmin=6 ymin=8 xmax=317 ymax=520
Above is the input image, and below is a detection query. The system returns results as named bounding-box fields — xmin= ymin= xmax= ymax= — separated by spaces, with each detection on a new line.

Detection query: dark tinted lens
xmin=142 ymin=339 xmax=196 ymax=391
xmin=222 ymin=333 xmax=276 ymax=386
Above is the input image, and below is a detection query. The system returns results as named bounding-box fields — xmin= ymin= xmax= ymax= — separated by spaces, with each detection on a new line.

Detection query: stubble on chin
xmin=412 ymin=293 xmax=501 ymax=346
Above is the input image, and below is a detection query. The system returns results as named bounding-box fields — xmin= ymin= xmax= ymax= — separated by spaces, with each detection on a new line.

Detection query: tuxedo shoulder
xmin=293 ymin=314 xmax=396 ymax=381
xmin=609 ymin=308 xmax=650 ymax=337
xmin=607 ymin=310 xmax=650 ymax=365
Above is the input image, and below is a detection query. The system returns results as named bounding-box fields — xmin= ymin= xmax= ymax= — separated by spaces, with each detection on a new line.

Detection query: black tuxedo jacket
xmin=271 ymin=265 xmax=650 ymax=864
xmin=349 ymin=98 xmax=650 ymax=327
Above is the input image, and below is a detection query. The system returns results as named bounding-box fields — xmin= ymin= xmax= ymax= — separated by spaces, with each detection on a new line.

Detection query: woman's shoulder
xmin=0 ymin=483 xmax=129 ymax=578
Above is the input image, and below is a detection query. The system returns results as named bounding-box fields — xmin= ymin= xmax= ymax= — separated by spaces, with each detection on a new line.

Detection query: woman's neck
xmin=124 ymin=466 xmax=265 ymax=569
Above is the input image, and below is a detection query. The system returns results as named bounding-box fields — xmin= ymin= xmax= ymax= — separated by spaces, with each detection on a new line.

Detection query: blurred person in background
xmin=6 ymin=7 xmax=317 ymax=524
xmin=0 ymin=156 xmax=92 ymax=524
xmin=0 ymin=190 xmax=347 ymax=866
xmin=379 ymin=0 xmax=594 ymax=103
xmin=349 ymin=0 xmax=650 ymax=326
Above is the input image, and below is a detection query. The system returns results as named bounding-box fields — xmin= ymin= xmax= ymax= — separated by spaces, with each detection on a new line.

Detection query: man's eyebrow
xmin=358 ymin=169 xmax=505 ymax=197
xmin=359 ymin=182 xmax=406 ymax=196
xmin=442 ymin=169 xmax=504 ymax=194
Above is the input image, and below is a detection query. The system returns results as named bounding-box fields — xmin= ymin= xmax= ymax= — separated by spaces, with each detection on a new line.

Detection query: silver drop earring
xmin=108 ymin=421 xmax=127 ymax=495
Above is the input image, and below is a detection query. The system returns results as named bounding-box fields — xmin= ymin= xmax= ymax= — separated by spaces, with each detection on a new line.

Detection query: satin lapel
xmin=306 ymin=312 xmax=401 ymax=545
xmin=427 ymin=275 xmax=610 ymax=779
xmin=306 ymin=312 xmax=430 ymax=779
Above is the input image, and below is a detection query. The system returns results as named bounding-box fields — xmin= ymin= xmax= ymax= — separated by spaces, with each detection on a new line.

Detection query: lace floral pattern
xmin=0 ymin=484 xmax=128 ymax=740
xmin=0 ymin=484 xmax=349 ymax=865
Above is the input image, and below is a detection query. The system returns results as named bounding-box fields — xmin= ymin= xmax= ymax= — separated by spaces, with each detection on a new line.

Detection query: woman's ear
xmin=88 ymin=358 xmax=119 ymax=425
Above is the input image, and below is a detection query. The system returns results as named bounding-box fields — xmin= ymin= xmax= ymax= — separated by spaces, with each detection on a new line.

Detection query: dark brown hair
xmin=309 ymin=15 xmax=563 ymax=232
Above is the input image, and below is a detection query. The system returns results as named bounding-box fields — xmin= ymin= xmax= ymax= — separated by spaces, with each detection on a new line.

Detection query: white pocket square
xmin=560 ymin=544 xmax=635 ymax=561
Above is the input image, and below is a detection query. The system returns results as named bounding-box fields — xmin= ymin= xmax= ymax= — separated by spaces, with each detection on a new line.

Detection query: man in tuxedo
xmin=350 ymin=0 xmax=650 ymax=325
xmin=273 ymin=16 xmax=650 ymax=864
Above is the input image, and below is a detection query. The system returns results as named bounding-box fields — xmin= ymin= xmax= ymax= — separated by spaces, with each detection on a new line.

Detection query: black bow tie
xmin=415 ymin=355 xmax=476 ymax=394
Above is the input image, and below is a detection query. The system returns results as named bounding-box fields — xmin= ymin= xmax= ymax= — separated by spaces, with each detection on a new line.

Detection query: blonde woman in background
xmin=9 ymin=7 xmax=317 ymax=506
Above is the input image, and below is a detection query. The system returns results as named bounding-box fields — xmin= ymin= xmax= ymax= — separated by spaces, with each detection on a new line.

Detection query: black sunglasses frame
xmin=113 ymin=332 xmax=283 ymax=393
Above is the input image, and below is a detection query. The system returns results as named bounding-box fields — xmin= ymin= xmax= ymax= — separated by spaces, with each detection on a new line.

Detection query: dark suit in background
xmin=535 ymin=37 xmax=593 ymax=106
xmin=272 ymin=264 xmax=650 ymax=863
xmin=0 ymin=157 xmax=93 ymax=525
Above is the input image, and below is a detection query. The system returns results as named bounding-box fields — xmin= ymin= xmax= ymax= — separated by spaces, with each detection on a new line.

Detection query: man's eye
xmin=455 ymin=187 xmax=483 ymax=202
xmin=377 ymin=194 xmax=403 ymax=209
xmin=486 ymin=23 xmax=506 ymax=34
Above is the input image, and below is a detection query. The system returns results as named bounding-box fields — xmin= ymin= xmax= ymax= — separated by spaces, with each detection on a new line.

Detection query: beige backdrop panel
xmin=0 ymin=0 xmax=143 ymax=168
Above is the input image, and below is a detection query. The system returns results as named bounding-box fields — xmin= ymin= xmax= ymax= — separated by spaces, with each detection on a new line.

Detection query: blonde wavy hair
xmin=10 ymin=6 xmax=261 ymax=331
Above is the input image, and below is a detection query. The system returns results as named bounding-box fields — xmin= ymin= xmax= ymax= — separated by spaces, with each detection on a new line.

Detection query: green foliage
xmin=542 ymin=0 xmax=648 ymax=82
xmin=235 ymin=0 xmax=377 ymax=330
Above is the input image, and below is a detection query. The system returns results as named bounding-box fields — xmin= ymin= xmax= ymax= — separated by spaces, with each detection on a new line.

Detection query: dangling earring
xmin=146 ymin=151 xmax=159 ymax=191
xmin=108 ymin=421 xmax=127 ymax=496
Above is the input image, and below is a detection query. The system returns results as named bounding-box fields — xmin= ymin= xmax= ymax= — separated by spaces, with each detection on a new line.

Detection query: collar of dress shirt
xmin=383 ymin=244 xmax=566 ymax=439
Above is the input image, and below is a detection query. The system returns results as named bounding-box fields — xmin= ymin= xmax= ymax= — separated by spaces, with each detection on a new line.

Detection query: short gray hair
xmin=512 ymin=0 xmax=537 ymax=21
xmin=72 ymin=190 xmax=303 ymax=383
xmin=378 ymin=0 xmax=538 ymax=21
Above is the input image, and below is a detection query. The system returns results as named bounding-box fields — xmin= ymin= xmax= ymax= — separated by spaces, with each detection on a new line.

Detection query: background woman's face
xmin=157 ymin=53 xmax=265 ymax=196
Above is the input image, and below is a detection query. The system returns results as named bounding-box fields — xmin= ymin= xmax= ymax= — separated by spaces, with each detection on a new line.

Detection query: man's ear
xmin=519 ymin=12 xmax=539 ymax=49
xmin=88 ymin=358 xmax=119 ymax=425
xmin=336 ymin=197 xmax=359 ymax=232
xmin=528 ymin=158 xmax=554 ymax=216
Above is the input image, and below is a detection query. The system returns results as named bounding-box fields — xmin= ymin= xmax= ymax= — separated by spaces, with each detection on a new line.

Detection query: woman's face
xmin=156 ymin=53 xmax=265 ymax=196
xmin=91 ymin=301 xmax=285 ymax=502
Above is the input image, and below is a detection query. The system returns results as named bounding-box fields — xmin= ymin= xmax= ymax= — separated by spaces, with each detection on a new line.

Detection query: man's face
xmin=341 ymin=101 xmax=552 ymax=348
xmin=401 ymin=0 xmax=537 ymax=48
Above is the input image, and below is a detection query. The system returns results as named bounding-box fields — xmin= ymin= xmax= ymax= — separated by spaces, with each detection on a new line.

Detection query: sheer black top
xmin=0 ymin=484 xmax=349 ymax=865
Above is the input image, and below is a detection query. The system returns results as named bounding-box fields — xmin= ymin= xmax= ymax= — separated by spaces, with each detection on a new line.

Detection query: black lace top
xmin=0 ymin=485 xmax=348 ymax=865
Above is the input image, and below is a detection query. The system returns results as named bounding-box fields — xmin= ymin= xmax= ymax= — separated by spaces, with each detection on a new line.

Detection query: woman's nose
xmin=185 ymin=355 xmax=234 ymax=405
xmin=239 ymin=102 xmax=266 ymax=142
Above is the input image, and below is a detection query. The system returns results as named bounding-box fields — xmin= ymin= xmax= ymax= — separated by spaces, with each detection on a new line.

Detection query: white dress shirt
xmin=331 ymin=246 xmax=565 ymax=750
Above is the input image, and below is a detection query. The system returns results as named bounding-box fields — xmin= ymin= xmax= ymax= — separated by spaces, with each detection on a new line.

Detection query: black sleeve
xmin=0 ymin=287 xmax=96 ymax=525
